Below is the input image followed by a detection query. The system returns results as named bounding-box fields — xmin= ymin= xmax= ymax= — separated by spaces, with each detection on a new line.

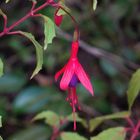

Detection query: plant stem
xmin=126 ymin=117 xmax=135 ymax=128
xmin=130 ymin=120 xmax=140 ymax=140
xmin=0 ymin=1 xmax=55 ymax=37
xmin=59 ymin=5 xmax=80 ymax=41
xmin=3 ymin=15 xmax=8 ymax=32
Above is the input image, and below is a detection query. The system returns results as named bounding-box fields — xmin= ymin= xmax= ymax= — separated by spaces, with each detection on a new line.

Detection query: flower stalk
xmin=124 ymin=118 xmax=140 ymax=140
xmin=58 ymin=5 xmax=80 ymax=41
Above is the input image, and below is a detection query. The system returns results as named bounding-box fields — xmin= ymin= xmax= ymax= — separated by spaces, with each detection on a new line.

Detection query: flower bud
xmin=54 ymin=8 xmax=63 ymax=26
xmin=54 ymin=14 xmax=63 ymax=26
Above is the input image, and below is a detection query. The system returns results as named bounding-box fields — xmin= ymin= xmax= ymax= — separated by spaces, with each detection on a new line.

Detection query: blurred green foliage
xmin=91 ymin=127 xmax=126 ymax=140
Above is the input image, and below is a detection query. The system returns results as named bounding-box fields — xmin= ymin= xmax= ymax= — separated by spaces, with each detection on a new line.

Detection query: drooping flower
xmin=54 ymin=8 xmax=63 ymax=27
xmin=55 ymin=41 xmax=94 ymax=130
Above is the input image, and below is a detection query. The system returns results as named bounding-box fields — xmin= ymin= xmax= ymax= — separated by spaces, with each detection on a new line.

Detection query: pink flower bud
xmin=54 ymin=14 xmax=63 ymax=27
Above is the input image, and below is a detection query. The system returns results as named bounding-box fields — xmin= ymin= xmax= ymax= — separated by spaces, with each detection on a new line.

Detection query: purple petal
xmin=69 ymin=74 xmax=79 ymax=87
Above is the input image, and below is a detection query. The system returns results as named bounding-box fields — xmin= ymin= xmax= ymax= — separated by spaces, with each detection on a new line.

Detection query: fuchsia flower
xmin=55 ymin=41 xmax=94 ymax=130
xmin=54 ymin=8 xmax=63 ymax=26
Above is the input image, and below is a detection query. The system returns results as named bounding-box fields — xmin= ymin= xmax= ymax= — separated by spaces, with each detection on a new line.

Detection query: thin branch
xmin=126 ymin=117 xmax=135 ymax=128
xmin=31 ymin=0 xmax=37 ymax=11
xmin=3 ymin=14 xmax=8 ymax=31
xmin=0 ymin=1 xmax=58 ymax=37
xmin=59 ymin=5 xmax=80 ymax=41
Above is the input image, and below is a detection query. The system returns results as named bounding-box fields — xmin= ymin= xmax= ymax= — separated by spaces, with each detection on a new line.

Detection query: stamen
xmin=66 ymin=87 xmax=81 ymax=130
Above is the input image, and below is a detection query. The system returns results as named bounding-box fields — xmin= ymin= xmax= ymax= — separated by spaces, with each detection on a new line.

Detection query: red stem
xmin=8 ymin=2 xmax=49 ymax=31
xmin=0 ymin=1 xmax=56 ymax=37
xmin=0 ymin=0 xmax=79 ymax=43
xmin=130 ymin=120 xmax=140 ymax=140
xmin=135 ymin=120 xmax=140 ymax=134
xmin=58 ymin=5 xmax=80 ymax=41
xmin=31 ymin=1 xmax=37 ymax=12
xmin=130 ymin=134 xmax=137 ymax=140
xmin=126 ymin=117 xmax=135 ymax=128
xmin=3 ymin=15 xmax=8 ymax=32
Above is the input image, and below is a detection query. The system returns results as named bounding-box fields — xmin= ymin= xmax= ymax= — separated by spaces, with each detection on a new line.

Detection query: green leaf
xmin=57 ymin=8 xmax=66 ymax=16
xmin=41 ymin=15 xmax=56 ymax=50
xmin=0 ymin=9 xmax=6 ymax=17
xmin=0 ymin=73 xmax=27 ymax=93
xmin=34 ymin=110 xmax=60 ymax=126
xmin=46 ymin=99 xmax=72 ymax=116
xmin=0 ymin=116 xmax=2 ymax=128
xmin=5 ymin=0 xmax=11 ymax=3
xmin=19 ymin=31 xmax=43 ymax=78
xmin=34 ymin=111 xmax=84 ymax=127
xmin=67 ymin=113 xmax=83 ymax=123
xmin=13 ymin=86 xmax=51 ymax=113
xmin=91 ymin=127 xmax=126 ymax=140
xmin=93 ymin=0 xmax=97 ymax=11
xmin=61 ymin=132 xmax=87 ymax=140
xmin=8 ymin=125 xmax=51 ymax=140
xmin=57 ymin=2 xmax=70 ymax=16
xmin=0 ymin=116 xmax=3 ymax=140
xmin=127 ymin=69 xmax=140 ymax=110
xmin=13 ymin=86 xmax=71 ymax=115
xmin=0 ymin=59 xmax=3 ymax=77
xmin=89 ymin=111 xmax=130 ymax=132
